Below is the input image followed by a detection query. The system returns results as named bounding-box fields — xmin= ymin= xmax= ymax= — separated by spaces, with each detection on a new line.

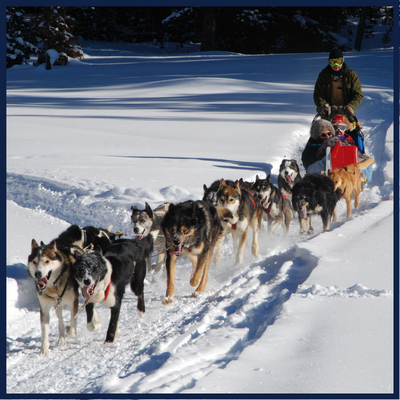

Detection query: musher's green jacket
xmin=313 ymin=63 xmax=363 ymax=112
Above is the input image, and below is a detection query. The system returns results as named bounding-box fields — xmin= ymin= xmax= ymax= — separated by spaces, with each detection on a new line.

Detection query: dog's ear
xmin=40 ymin=241 xmax=45 ymax=246
xmin=234 ymin=180 xmax=240 ymax=189
xmin=31 ymin=239 xmax=39 ymax=249
xmin=220 ymin=178 xmax=226 ymax=187
xmin=73 ymin=249 xmax=82 ymax=259
xmin=255 ymin=175 xmax=260 ymax=181
xmin=343 ymin=166 xmax=348 ymax=171
xmin=106 ymin=225 xmax=113 ymax=232
xmin=203 ymin=184 xmax=208 ymax=193
xmin=145 ymin=202 xmax=153 ymax=218
xmin=266 ymin=174 xmax=271 ymax=182
xmin=131 ymin=205 xmax=138 ymax=212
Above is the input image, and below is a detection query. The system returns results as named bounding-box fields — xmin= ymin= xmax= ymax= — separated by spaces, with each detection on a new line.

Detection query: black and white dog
xmin=57 ymin=224 xmax=116 ymax=251
xmin=73 ymin=236 xmax=153 ymax=343
xmin=130 ymin=202 xmax=172 ymax=273
xmin=252 ymin=174 xmax=292 ymax=236
xmin=277 ymin=159 xmax=302 ymax=201
xmin=27 ymin=223 xmax=115 ymax=356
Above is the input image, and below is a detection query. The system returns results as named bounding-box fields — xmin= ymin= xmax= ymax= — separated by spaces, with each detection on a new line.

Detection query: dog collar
xmin=83 ymin=230 xmax=87 ymax=247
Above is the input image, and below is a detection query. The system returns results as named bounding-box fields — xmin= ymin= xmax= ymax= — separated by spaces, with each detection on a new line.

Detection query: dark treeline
xmin=6 ymin=6 xmax=393 ymax=68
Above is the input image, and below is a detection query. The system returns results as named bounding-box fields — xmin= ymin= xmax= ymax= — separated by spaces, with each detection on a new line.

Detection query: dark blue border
xmin=392 ymin=2 xmax=399 ymax=400
xmin=5 ymin=1 xmax=399 ymax=399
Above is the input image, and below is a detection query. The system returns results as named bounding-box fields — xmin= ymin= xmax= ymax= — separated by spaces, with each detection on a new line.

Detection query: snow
xmin=6 ymin=30 xmax=395 ymax=395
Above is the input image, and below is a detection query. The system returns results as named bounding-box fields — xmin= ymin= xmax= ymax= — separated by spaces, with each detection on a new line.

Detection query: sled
xmin=325 ymin=140 xmax=359 ymax=172
xmin=312 ymin=113 xmax=372 ymax=184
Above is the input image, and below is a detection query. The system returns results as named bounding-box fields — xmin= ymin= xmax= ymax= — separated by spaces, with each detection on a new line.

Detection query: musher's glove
xmin=316 ymin=104 xmax=329 ymax=115
xmin=344 ymin=105 xmax=355 ymax=116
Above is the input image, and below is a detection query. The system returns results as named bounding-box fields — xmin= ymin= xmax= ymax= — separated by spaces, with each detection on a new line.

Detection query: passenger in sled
xmin=301 ymin=116 xmax=373 ymax=186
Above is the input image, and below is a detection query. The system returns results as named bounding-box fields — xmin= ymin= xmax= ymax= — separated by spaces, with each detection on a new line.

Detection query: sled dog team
xmin=28 ymin=157 xmax=374 ymax=356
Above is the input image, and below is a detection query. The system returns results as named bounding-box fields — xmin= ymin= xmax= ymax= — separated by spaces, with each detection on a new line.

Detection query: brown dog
xmin=161 ymin=200 xmax=232 ymax=304
xmin=328 ymin=157 xmax=375 ymax=220
xmin=216 ymin=179 xmax=263 ymax=265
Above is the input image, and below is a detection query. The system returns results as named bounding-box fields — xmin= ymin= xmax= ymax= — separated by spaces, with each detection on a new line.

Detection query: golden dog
xmin=328 ymin=157 xmax=375 ymax=220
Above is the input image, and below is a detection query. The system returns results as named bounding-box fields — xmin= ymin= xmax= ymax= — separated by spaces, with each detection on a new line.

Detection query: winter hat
xmin=331 ymin=115 xmax=347 ymax=131
xmin=310 ymin=119 xmax=335 ymax=140
xmin=329 ymin=48 xmax=343 ymax=60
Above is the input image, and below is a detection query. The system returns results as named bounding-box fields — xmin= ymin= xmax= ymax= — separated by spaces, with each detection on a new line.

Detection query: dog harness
xmin=230 ymin=189 xmax=257 ymax=230
xmin=262 ymin=196 xmax=275 ymax=223
xmin=104 ymin=282 xmax=111 ymax=301
xmin=41 ymin=258 xmax=69 ymax=307
xmin=43 ymin=282 xmax=69 ymax=308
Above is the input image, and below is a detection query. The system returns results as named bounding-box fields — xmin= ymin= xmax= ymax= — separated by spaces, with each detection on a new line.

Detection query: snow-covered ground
xmin=6 ymin=28 xmax=395 ymax=395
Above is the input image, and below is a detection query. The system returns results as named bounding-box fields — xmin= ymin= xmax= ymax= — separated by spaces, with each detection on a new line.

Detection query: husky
xmin=203 ymin=179 xmax=234 ymax=205
xmin=161 ymin=200 xmax=232 ymax=304
xmin=216 ymin=179 xmax=263 ymax=265
xmin=252 ymin=174 xmax=292 ymax=236
xmin=131 ymin=202 xmax=172 ymax=273
xmin=277 ymin=159 xmax=302 ymax=201
xmin=73 ymin=235 xmax=154 ymax=343
xmin=27 ymin=239 xmax=85 ymax=356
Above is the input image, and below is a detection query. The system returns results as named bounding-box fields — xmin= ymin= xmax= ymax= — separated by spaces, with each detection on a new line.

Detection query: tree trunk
xmin=200 ymin=8 xmax=216 ymax=52
xmin=354 ymin=7 xmax=367 ymax=51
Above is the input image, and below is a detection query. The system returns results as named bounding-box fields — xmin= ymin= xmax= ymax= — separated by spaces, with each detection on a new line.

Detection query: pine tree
xmin=29 ymin=6 xmax=82 ymax=61
xmin=6 ymin=7 xmax=37 ymax=68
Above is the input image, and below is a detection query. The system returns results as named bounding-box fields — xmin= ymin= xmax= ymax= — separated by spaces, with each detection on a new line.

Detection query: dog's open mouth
xmin=81 ymin=282 xmax=97 ymax=302
xmin=134 ymin=233 xmax=144 ymax=240
xmin=169 ymin=245 xmax=183 ymax=256
xmin=36 ymin=271 xmax=52 ymax=290
xmin=285 ymin=174 xmax=294 ymax=184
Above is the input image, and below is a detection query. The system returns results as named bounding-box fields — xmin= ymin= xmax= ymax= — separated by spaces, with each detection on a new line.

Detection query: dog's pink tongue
xmin=135 ymin=234 xmax=143 ymax=240
xmin=81 ymin=286 xmax=93 ymax=302
xmin=170 ymin=245 xmax=182 ymax=255
xmin=37 ymin=277 xmax=48 ymax=288
xmin=286 ymin=175 xmax=294 ymax=184
xmin=301 ymin=207 xmax=308 ymax=219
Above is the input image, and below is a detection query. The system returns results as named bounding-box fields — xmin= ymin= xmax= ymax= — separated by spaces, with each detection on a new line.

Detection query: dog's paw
xmin=162 ymin=296 xmax=173 ymax=305
xmin=307 ymin=228 xmax=314 ymax=235
xmin=40 ymin=346 xmax=50 ymax=357
xmin=87 ymin=321 xmax=101 ymax=332
xmin=136 ymin=309 xmax=145 ymax=319
xmin=66 ymin=325 xmax=77 ymax=338
xmin=58 ymin=336 xmax=67 ymax=346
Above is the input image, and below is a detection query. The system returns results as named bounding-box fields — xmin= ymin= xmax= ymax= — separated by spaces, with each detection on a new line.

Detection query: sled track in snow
xmin=6 ymin=171 xmax=391 ymax=394
xmin=97 ymin=247 xmax=319 ymax=394
xmin=7 ymin=172 xmax=135 ymax=233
